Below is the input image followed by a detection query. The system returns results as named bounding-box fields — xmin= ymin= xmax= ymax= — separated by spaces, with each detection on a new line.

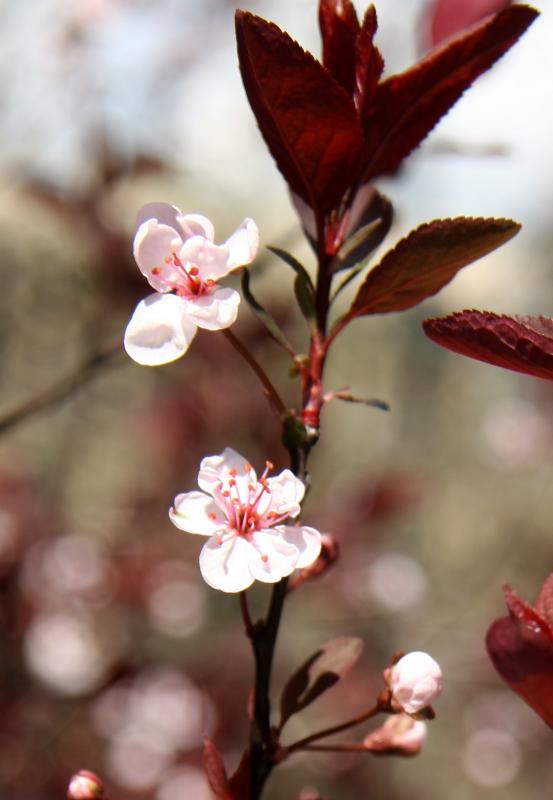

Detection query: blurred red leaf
xmin=228 ymin=750 xmax=250 ymax=799
xmin=422 ymin=0 xmax=513 ymax=49
xmin=486 ymin=581 xmax=553 ymax=728
xmin=535 ymin=575 xmax=553 ymax=629
xmin=423 ymin=311 xmax=553 ymax=381
xmin=235 ymin=11 xmax=363 ymax=216
xmin=280 ymin=636 xmax=364 ymax=727
xmin=348 ymin=217 xmax=518 ymax=316
xmin=319 ymin=0 xmax=360 ymax=95
xmin=203 ymin=737 xmax=232 ymax=800
xmin=361 ymin=5 xmax=538 ymax=181
xmin=355 ymin=6 xmax=385 ymax=127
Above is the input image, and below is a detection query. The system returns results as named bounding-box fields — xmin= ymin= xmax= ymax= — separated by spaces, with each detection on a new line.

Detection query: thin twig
xmin=0 ymin=340 xmax=122 ymax=436
xmin=221 ymin=328 xmax=287 ymax=417
xmin=286 ymin=704 xmax=380 ymax=753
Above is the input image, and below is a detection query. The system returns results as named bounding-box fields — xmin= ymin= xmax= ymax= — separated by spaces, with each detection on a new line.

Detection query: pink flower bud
xmin=388 ymin=651 xmax=443 ymax=714
xmin=364 ymin=713 xmax=427 ymax=756
xmin=67 ymin=770 xmax=105 ymax=800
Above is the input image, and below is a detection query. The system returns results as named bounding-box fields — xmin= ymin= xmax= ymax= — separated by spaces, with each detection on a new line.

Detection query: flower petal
xmin=133 ymin=219 xmax=182 ymax=291
xmin=176 ymin=214 xmax=215 ymax=242
xmin=224 ymin=218 xmax=259 ymax=269
xmin=186 ymin=288 xmax=240 ymax=331
xmin=180 ymin=236 xmax=231 ymax=281
xmin=169 ymin=491 xmax=226 ymax=536
xmin=247 ymin=529 xmax=299 ymax=583
xmin=278 ymin=525 xmax=322 ymax=568
xmin=198 ymin=447 xmax=256 ymax=500
xmin=265 ymin=470 xmax=305 ymax=519
xmin=199 ymin=535 xmax=254 ymax=593
xmin=124 ymin=293 xmax=197 ymax=366
xmin=136 ymin=202 xmax=184 ymax=231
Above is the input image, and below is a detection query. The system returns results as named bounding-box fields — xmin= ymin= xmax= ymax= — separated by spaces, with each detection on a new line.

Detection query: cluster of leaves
xmin=236 ymin=1 xmax=538 ymax=352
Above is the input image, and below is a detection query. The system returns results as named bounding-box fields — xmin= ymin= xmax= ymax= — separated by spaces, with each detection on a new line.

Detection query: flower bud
xmin=364 ymin=713 xmax=427 ymax=756
xmin=387 ymin=651 xmax=443 ymax=715
xmin=67 ymin=770 xmax=105 ymax=800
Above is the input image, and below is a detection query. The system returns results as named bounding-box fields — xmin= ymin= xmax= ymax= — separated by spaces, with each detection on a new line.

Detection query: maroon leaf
xmin=348 ymin=217 xmax=519 ymax=317
xmin=319 ymin=0 xmax=360 ymax=95
xmin=228 ymin=750 xmax=250 ymax=799
xmin=355 ymin=6 xmax=385 ymax=128
xmin=203 ymin=736 xmax=232 ymax=800
xmin=280 ymin=636 xmax=364 ymax=727
xmin=361 ymin=5 xmax=538 ymax=181
xmin=423 ymin=311 xmax=553 ymax=381
xmin=422 ymin=0 xmax=513 ymax=49
xmin=486 ymin=583 xmax=553 ymax=728
xmin=236 ymin=11 xmax=363 ymax=216
xmin=534 ymin=575 xmax=553 ymax=630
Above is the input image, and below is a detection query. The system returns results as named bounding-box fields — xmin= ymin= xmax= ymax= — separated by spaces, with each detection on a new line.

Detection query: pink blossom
xmin=169 ymin=448 xmax=321 ymax=593
xmin=364 ymin=713 xmax=427 ymax=756
xmin=124 ymin=203 xmax=259 ymax=366
xmin=388 ymin=651 xmax=443 ymax=715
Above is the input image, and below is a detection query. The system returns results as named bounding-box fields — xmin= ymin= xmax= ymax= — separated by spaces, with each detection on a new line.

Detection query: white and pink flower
xmin=387 ymin=651 xmax=443 ymax=715
xmin=124 ymin=202 xmax=259 ymax=366
xmin=169 ymin=448 xmax=321 ymax=593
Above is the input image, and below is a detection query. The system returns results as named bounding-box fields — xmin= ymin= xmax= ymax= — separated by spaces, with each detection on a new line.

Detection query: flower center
xmin=214 ymin=461 xmax=291 ymax=541
xmin=151 ymin=251 xmax=215 ymax=298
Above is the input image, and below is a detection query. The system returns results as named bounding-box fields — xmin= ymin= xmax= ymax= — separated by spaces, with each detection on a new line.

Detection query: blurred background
xmin=0 ymin=0 xmax=552 ymax=798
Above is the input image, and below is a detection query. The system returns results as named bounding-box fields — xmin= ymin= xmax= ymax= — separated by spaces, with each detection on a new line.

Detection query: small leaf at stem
xmin=319 ymin=0 xmax=360 ymax=96
xmin=335 ymin=393 xmax=390 ymax=411
xmin=268 ymin=245 xmax=315 ymax=291
xmin=361 ymin=5 xmax=538 ymax=181
xmin=423 ymin=311 xmax=553 ymax=381
xmin=535 ymin=575 xmax=553 ymax=631
xmin=240 ymin=270 xmax=296 ymax=355
xmin=348 ymin=217 xmax=519 ymax=317
xmin=203 ymin=737 xmax=232 ymax=800
xmin=236 ymin=11 xmax=363 ymax=217
xmin=295 ymin=273 xmax=317 ymax=323
xmin=280 ymin=636 xmax=364 ymax=728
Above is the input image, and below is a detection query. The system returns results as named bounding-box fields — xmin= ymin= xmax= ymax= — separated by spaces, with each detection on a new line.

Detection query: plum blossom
xmin=124 ymin=202 xmax=259 ymax=366
xmin=169 ymin=448 xmax=321 ymax=593
xmin=387 ymin=651 xmax=443 ymax=715
xmin=363 ymin=714 xmax=427 ymax=756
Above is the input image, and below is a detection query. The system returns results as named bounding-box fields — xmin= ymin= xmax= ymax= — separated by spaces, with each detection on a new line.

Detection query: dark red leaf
xmin=535 ymin=575 xmax=553 ymax=631
xmin=203 ymin=737 xmax=232 ymax=800
xmin=319 ymin=0 xmax=360 ymax=95
xmin=355 ymin=6 xmax=385 ymax=128
xmin=486 ymin=582 xmax=553 ymax=728
xmin=228 ymin=750 xmax=250 ymax=799
xmin=423 ymin=311 xmax=553 ymax=381
xmin=280 ymin=636 xmax=363 ymax=727
xmin=361 ymin=5 xmax=538 ymax=181
xmin=422 ymin=0 xmax=513 ymax=49
xmin=235 ymin=11 xmax=363 ymax=216
xmin=348 ymin=217 xmax=518 ymax=317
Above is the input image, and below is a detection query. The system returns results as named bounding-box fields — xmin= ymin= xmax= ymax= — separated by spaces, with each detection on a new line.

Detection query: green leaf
xmin=279 ymin=636 xmax=364 ymax=728
xmin=267 ymin=245 xmax=315 ymax=291
xmin=240 ymin=270 xmax=295 ymax=354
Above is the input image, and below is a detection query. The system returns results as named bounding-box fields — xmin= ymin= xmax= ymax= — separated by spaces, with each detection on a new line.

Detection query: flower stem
xmin=286 ymin=704 xmax=380 ymax=753
xmin=222 ymin=328 xmax=287 ymax=417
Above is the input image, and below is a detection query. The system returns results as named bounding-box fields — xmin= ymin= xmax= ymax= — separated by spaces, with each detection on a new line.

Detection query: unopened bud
xmin=386 ymin=651 xmax=443 ymax=715
xmin=364 ymin=713 xmax=427 ymax=756
xmin=289 ymin=534 xmax=339 ymax=590
xmin=67 ymin=770 xmax=105 ymax=800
